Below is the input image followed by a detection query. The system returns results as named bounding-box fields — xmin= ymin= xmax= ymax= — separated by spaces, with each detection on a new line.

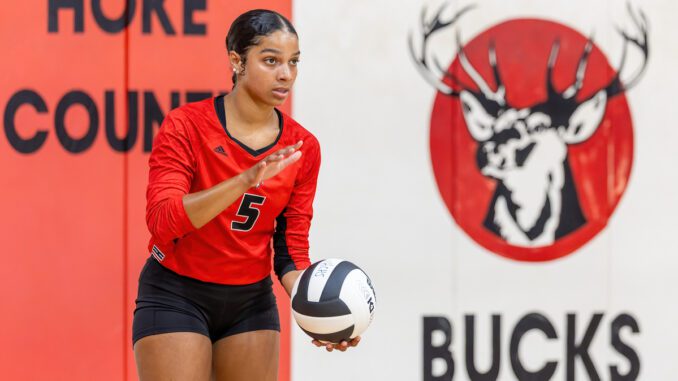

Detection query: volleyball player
xmin=132 ymin=9 xmax=360 ymax=381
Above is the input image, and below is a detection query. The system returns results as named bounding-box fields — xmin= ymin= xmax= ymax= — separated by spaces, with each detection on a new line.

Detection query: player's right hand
xmin=312 ymin=336 xmax=361 ymax=352
xmin=240 ymin=141 xmax=303 ymax=188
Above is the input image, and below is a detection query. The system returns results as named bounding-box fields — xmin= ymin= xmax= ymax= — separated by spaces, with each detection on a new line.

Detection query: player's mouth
xmin=272 ymin=87 xmax=290 ymax=99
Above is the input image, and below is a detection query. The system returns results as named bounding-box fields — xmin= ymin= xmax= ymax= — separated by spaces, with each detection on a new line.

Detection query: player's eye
xmin=264 ymin=57 xmax=277 ymax=65
xmin=290 ymin=58 xmax=300 ymax=66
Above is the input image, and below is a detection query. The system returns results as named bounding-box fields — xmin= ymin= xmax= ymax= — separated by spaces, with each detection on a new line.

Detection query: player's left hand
xmin=312 ymin=336 xmax=361 ymax=352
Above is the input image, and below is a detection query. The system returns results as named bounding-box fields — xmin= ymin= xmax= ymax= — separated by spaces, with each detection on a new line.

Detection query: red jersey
xmin=145 ymin=95 xmax=320 ymax=285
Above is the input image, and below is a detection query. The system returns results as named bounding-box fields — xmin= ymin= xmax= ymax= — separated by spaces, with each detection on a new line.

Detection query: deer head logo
xmin=410 ymin=4 xmax=648 ymax=249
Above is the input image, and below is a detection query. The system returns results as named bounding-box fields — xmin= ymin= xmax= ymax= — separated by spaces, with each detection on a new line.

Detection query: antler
xmin=605 ymin=3 xmax=649 ymax=97
xmin=408 ymin=3 xmax=476 ymax=96
xmin=456 ymin=35 xmax=506 ymax=106
xmin=542 ymin=2 xmax=649 ymax=122
xmin=545 ymin=38 xmax=594 ymax=101
xmin=563 ymin=38 xmax=594 ymax=99
xmin=547 ymin=4 xmax=648 ymax=103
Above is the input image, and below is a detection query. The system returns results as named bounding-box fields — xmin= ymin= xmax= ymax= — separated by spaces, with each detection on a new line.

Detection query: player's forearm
xmin=182 ymin=174 xmax=252 ymax=229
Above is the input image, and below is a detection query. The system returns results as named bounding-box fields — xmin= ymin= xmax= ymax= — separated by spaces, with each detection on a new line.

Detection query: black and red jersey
xmin=145 ymin=94 xmax=320 ymax=285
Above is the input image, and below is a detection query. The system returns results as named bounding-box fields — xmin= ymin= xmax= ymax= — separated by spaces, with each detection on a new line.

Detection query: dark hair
xmin=226 ymin=9 xmax=298 ymax=87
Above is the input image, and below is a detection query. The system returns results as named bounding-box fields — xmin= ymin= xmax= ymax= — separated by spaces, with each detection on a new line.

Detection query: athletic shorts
xmin=132 ymin=257 xmax=280 ymax=345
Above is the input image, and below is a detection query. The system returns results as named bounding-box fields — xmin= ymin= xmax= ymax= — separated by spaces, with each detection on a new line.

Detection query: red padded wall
xmin=0 ymin=2 xmax=293 ymax=380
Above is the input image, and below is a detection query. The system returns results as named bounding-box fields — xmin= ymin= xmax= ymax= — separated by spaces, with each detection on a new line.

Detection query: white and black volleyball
xmin=291 ymin=258 xmax=376 ymax=343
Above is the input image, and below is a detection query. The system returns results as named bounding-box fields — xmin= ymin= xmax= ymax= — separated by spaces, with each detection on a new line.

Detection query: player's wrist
xmin=235 ymin=172 xmax=256 ymax=189
xmin=281 ymin=270 xmax=303 ymax=296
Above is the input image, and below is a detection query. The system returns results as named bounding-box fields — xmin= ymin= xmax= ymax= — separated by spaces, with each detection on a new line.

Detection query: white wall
xmin=292 ymin=0 xmax=678 ymax=380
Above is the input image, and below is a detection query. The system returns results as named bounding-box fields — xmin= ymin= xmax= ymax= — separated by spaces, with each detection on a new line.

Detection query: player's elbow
xmin=146 ymin=194 xmax=196 ymax=242
xmin=146 ymin=209 xmax=172 ymax=244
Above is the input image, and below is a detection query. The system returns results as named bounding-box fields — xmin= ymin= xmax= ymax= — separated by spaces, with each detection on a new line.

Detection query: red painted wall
xmin=0 ymin=2 xmax=292 ymax=380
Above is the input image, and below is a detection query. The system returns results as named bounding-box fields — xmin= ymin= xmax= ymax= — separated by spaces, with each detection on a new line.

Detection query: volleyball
xmin=291 ymin=258 xmax=376 ymax=343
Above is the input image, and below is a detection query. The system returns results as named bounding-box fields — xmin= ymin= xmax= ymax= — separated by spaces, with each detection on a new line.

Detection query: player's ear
xmin=229 ymin=51 xmax=243 ymax=73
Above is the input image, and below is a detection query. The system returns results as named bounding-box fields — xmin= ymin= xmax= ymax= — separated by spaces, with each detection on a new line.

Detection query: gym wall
xmin=293 ymin=0 xmax=676 ymax=380
xmin=2 ymin=1 xmax=677 ymax=381
xmin=1 ymin=1 xmax=292 ymax=380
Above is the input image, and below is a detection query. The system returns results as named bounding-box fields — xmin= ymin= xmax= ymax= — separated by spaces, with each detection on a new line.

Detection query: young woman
xmin=132 ymin=9 xmax=359 ymax=381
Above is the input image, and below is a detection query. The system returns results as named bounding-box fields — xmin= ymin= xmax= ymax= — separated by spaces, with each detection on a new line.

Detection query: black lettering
xmin=92 ymin=0 xmax=136 ymax=33
xmin=143 ymin=0 xmax=176 ymax=35
xmin=183 ymin=0 xmax=206 ymax=35
xmin=510 ymin=312 xmax=557 ymax=381
xmin=48 ymin=0 xmax=84 ymax=33
xmin=143 ymin=91 xmax=179 ymax=152
xmin=567 ymin=313 xmax=603 ymax=381
xmin=105 ymin=91 xmax=138 ymax=152
xmin=610 ymin=314 xmax=640 ymax=381
xmin=171 ymin=92 xmax=180 ymax=110
xmin=423 ymin=316 xmax=454 ymax=381
xmin=186 ymin=91 xmax=212 ymax=103
xmin=128 ymin=91 xmax=139 ymax=150
xmin=4 ymin=90 xmax=49 ymax=154
xmin=465 ymin=314 xmax=500 ymax=381
xmin=55 ymin=90 xmax=99 ymax=153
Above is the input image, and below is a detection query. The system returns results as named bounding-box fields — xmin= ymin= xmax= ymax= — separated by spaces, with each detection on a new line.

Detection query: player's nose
xmin=278 ymin=64 xmax=292 ymax=81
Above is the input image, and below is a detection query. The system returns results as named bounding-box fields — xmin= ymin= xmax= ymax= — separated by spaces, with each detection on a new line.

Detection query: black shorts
xmin=132 ymin=257 xmax=280 ymax=345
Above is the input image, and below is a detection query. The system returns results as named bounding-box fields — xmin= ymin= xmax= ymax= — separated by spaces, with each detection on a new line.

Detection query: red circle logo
xmin=423 ymin=17 xmax=643 ymax=261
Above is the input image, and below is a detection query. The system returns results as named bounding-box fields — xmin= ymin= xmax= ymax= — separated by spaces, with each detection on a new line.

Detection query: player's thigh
xmin=212 ymin=330 xmax=280 ymax=381
xmin=134 ymin=332 xmax=212 ymax=381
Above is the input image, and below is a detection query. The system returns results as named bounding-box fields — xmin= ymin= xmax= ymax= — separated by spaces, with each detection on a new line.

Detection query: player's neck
xmin=224 ymin=88 xmax=276 ymax=130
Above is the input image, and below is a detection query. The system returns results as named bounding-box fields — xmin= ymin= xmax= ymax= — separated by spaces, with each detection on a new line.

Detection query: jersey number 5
xmin=231 ymin=193 xmax=266 ymax=231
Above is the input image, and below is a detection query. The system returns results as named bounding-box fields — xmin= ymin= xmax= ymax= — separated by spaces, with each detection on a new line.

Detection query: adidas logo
xmin=214 ymin=146 xmax=227 ymax=156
